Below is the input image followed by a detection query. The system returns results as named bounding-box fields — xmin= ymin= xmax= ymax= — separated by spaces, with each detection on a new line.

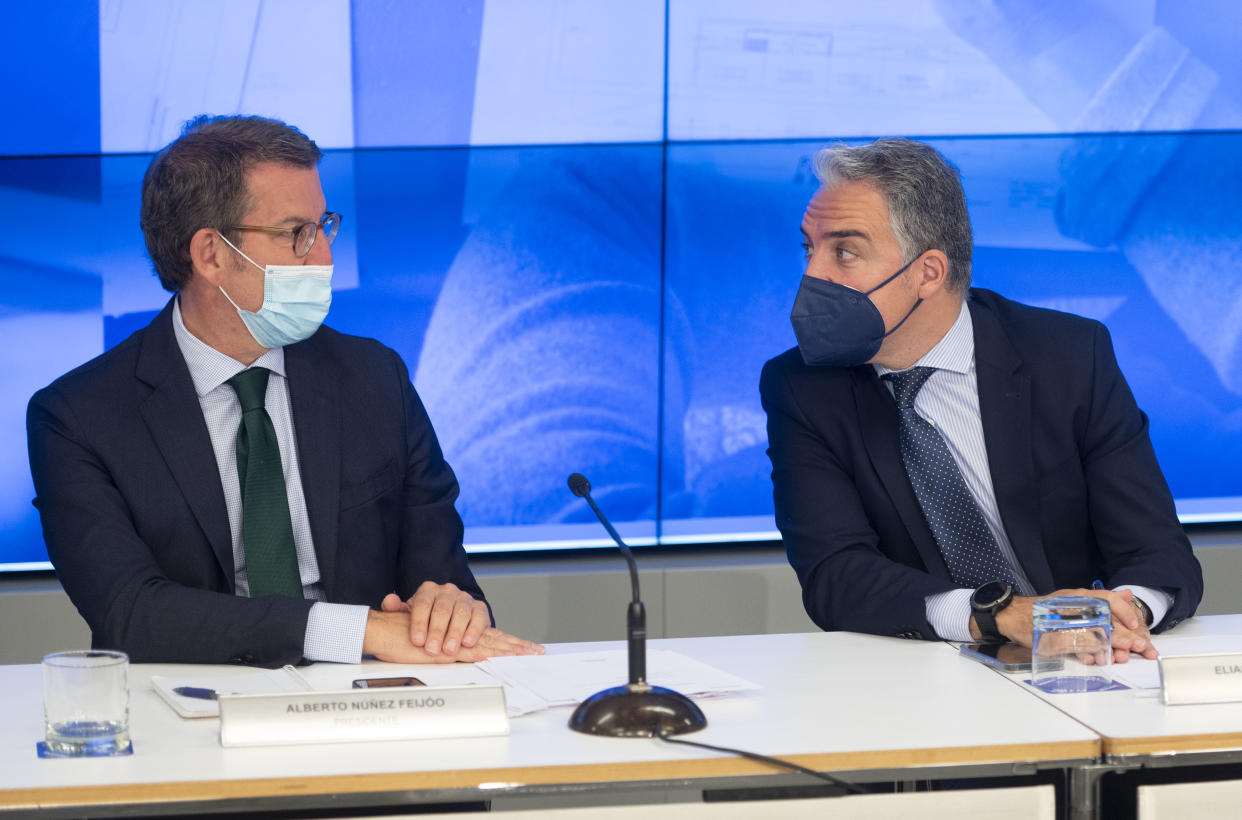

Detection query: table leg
xmin=1069 ymin=763 xmax=1105 ymax=820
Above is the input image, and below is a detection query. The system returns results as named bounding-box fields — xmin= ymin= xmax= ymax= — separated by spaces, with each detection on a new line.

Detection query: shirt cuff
xmin=926 ymin=588 xmax=975 ymax=642
xmin=1116 ymin=584 xmax=1173 ymax=629
xmin=303 ymin=602 xmax=370 ymax=664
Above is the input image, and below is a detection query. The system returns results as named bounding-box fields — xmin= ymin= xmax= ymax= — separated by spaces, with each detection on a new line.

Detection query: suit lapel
xmin=136 ymin=300 xmax=235 ymax=588
xmin=970 ymin=299 xmax=1055 ymax=592
xmin=285 ymin=336 xmax=342 ymax=599
xmin=853 ymin=367 xmax=951 ymax=578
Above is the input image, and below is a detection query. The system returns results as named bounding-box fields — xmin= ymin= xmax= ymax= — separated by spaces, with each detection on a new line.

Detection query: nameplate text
xmin=218 ymin=684 xmax=508 ymax=746
xmin=1159 ymin=652 xmax=1242 ymax=706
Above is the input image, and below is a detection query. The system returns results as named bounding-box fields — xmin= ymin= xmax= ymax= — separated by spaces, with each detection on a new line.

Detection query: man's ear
xmin=189 ymin=228 xmax=228 ymax=287
xmin=915 ymin=249 xmax=950 ymax=297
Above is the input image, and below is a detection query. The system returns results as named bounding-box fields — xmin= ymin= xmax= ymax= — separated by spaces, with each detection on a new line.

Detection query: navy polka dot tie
xmin=884 ymin=367 xmax=1019 ymax=588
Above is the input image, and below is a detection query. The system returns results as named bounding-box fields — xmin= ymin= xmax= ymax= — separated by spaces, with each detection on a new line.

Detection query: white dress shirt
xmin=875 ymin=301 xmax=1172 ymax=640
xmin=173 ymin=300 xmax=368 ymax=662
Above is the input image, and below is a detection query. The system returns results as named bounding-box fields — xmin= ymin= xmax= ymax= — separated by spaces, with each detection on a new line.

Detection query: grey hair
xmin=140 ymin=115 xmax=322 ymax=292
xmin=813 ymin=138 xmax=972 ymax=293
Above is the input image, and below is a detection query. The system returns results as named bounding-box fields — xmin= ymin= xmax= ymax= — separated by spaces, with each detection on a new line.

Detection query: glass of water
xmin=41 ymin=650 xmax=131 ymax=756
xmin=1031 ymin=597 xmax=1113 ymax=693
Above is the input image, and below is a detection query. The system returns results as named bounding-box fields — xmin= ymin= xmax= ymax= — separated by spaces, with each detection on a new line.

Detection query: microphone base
xmin=568 ymin=684 xmax=707 ymax=737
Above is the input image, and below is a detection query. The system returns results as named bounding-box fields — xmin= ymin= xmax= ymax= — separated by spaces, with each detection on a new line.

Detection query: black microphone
xmin=565 ymin=473 xmax=706 ymax=737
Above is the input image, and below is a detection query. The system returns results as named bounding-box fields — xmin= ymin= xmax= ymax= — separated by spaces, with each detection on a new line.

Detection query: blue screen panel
xmin=661 ymin=132 xmax=1242 ymax=538
xmin=325 ymin=143 xmax=667 ymax=547
xmin=351 ymin=0 xmax=485 ymax=148
xmin=0 ymin=2 xmax=100 ymax=156
xmin=668 ymin=0 xmax=1242 ymax=141
xmin=409 ymin=145 xmax=664 ymax=549
xmin=660 ymin=142 xmax=815 ymax=543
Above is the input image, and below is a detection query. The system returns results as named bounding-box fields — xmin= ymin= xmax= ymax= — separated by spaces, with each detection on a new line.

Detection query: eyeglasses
xmin=230 ymin=212 xmax=341 ymax=257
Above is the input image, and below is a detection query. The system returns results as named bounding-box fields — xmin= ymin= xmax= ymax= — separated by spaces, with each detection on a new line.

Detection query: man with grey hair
xmin=762 ymin=137 xmax=1201 ymax=659
xmin=28 ymin=115 xmax=541 ymax=667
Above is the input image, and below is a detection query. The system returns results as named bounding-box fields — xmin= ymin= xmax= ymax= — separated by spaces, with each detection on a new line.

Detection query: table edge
xmin=0 ymin=738 xmax=1100 ymax=810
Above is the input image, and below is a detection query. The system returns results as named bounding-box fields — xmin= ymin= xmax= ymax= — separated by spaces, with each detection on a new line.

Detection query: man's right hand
xmin=361 ymin=609 xmax=543 ymax=664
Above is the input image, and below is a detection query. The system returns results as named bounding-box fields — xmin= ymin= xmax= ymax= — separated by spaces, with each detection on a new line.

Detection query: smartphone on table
xmin=959 ymin=642 xmax=1033 ymax=672
xmin=351 ymin=676 xmax=426 ymax=688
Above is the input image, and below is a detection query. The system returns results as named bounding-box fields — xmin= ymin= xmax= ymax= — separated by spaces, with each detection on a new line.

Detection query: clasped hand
xmin=362 ymin=581 xmax=544 ymax=664
xmin=990 ymin=587 xmax=1156 ymax=664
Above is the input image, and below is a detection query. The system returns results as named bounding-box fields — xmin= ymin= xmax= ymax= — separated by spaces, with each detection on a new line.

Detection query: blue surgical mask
xmin=217 ymin=233 xmax=332 ymax=349
xmin=790 ymin=257 xmax=921 ymax=367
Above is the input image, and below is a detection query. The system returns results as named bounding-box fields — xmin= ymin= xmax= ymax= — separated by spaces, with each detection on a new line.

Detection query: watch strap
xmin=974 ymin=606 xmax=1005 ymax=643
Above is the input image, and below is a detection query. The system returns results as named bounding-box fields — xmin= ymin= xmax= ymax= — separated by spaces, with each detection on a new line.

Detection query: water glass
xmin=41 ymin=650 xmax=131 ymax=757
xmin=1031 ymin=597 xmax=1113 ymax=693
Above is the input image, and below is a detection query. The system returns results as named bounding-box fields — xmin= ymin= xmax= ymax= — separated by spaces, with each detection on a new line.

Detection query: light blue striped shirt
xmin=172 ymin=301 xmax=368 ymax=663
xmin=876 ymin=301 xmax=1171 ymax=640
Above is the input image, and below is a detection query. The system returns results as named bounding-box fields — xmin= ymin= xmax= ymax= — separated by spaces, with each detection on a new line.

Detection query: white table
xmin=0 ymin=631 xmax=1098 ymax=817
xmin=968 ymin=613 xmax=1242 ymax=819
xmin=1018 ymin=614 xmax=1242 ymax=758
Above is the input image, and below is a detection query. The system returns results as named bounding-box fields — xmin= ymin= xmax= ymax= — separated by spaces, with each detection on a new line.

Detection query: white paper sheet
xmin=150 ymin=665 xmax=313 ymax=718
xmin=478 ymin=649 xmax=760 ymax=708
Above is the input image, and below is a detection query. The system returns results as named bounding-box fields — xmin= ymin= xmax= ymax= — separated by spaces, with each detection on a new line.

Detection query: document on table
xmin=152 ymin=663 xmax=545 ymax=720
xmin=478 ymin=649 xmax=760 ymax=713
xmin=152 ymin=651 xmax=758 ymax=720
xmin=150 ymin=665 xmax=313 ymax=718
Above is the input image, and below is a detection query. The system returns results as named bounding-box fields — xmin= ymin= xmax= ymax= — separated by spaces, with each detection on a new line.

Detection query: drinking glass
xmin=41 ymin=650 xmax=131 ymax=756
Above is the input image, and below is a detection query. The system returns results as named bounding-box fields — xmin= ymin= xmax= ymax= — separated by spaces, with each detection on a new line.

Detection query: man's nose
xmin=305 ymin=228 xmax=333 ymax=266
xmin=804 ymin=254 xmax=837 ymax=284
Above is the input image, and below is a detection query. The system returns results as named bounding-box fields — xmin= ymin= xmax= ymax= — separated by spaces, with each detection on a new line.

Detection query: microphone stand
xmin=566 ymin=473 xmax=706 ymax=737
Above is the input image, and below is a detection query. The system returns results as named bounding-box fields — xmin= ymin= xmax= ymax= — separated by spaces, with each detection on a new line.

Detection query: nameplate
xmin=1159 ymin=653 xmax=1242 ymax=706
xmin=217 ymin=684 xmax=508 ymax=747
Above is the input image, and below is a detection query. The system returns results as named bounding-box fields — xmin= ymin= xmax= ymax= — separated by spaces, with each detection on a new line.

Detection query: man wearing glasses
xmin=27 ymin=115 xmax=542 ymax=667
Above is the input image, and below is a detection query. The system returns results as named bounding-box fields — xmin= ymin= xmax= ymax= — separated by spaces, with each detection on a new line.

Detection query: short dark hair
xmin=140 ymin=115 xmax=322 ymax=292
xmin=813 ymin=138 xmax=973 ymax=293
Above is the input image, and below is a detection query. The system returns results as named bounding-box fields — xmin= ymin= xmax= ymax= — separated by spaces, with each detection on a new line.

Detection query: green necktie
xmin=227 ymin=367 xmax=302 ymax=599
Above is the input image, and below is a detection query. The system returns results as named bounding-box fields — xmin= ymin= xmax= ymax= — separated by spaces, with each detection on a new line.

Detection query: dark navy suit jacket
xmin=761 ymin=289 xmax=1202 ymax=640
xmin=27 ymin=299 xmax=482 ymax=666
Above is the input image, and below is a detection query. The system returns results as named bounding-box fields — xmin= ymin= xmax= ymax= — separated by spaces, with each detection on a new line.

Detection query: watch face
xmin=974 ymin=580 xmax=1010 ymax=608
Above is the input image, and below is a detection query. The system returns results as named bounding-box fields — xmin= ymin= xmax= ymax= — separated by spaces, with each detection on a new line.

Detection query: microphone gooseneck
xmin=566 ymin=473 xmax=639 ymax=604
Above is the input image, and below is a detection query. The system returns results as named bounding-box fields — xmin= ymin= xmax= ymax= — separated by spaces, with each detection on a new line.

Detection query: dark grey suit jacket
xmin=761 ymin=289 xmax=1202 ymax=640
xmin=27 ymin=299 xmax=482 ymax=666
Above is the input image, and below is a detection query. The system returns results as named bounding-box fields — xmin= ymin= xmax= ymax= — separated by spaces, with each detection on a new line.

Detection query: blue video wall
xmin=2 ymin=1 xmax=1240 ymax=569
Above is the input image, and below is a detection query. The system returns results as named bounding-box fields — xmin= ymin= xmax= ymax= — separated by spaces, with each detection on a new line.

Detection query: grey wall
xmin=2 ymin=537 xmax=1239 ymax=665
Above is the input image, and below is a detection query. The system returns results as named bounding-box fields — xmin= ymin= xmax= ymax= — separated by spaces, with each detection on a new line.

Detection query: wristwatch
xmin=1131 ymin=596 xmax=1153 ymax=627
xmin=971 ymin=580 xmax=1015 ymax=643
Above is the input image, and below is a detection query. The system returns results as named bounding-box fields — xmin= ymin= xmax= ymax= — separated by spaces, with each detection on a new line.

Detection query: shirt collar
xmin=874 ymin=299 xmax=974 ymax=378
xmin=172 ymin=298 xmax=286 ymax=398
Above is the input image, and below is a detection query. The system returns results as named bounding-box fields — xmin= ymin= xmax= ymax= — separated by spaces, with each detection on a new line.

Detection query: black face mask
xmin=790 ymin=257 xmax=922 ymax=367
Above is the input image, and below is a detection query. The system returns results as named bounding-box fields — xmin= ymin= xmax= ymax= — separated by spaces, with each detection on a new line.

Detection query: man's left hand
xmin=1107 ymin=588 xmax=1158 ymax=663
xmin=381 ymin=581 xmax=491 ymax=656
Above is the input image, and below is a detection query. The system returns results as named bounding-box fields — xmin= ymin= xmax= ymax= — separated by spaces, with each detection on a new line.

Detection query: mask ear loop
xmin=216 ymin=230 xmax=265 ymax=273
xmin=863 ymin=253 xmax=919 ymax=296
xmin=214 ymin=229 xmax=266 ymax=313
xmin=866 ymin=252 xmax=926 ymax=337
xmin=881 ymin=296 xmax=923 ymax=338
xmin=218 ymin=284 xmax=247 ymax=314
